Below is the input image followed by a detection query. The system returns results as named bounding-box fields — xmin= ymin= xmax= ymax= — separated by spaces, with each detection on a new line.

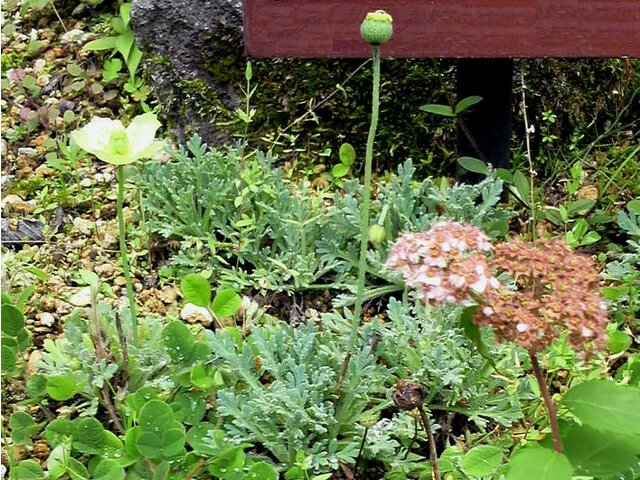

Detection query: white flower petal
xmin=71 ymin=117 xmax=125 ymax=161
xmin=126 ymin=112 xmax=161 ymax=158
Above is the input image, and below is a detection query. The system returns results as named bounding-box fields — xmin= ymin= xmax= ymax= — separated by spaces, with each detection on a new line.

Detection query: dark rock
xmin=131 ymin=0 xmax=244 ymax=145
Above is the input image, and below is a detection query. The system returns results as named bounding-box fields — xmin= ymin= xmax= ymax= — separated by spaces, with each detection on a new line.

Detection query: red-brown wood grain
xmin=243 ymin=0 xmax=640 ymax=58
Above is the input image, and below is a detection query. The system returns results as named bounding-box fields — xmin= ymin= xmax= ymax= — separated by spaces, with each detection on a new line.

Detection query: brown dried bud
xmin=392 ymin=380 xmax=425 ymax=411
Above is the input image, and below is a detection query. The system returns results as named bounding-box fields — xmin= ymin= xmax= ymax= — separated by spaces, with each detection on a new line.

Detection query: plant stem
xmin=117 ymin=165 xmax=138 ymax=344
xmin=352 ymin=426 xmax=368 ymax=479
xmin=529 ymin=350 xmax=563 ymax=453
xmin=417 ymin=405 xmax=441 ymax=480
xmin=519 ymin=63 xmax=537 ymax=241
xmin=335 ymin=45 xmax=381 ymax=396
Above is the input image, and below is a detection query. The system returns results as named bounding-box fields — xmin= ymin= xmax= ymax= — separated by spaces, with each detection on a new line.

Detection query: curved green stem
xmin=335 ymin=45 xmax=381 ymax=395
xmin=117 ymin=165 xmax=138 ymax=344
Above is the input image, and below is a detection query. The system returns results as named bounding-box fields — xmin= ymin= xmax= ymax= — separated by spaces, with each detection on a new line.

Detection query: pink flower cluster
xmin=387 ymin=222 xmax=609 ymax=355
xmin=386 ymin=221 xmax=499 ymax=305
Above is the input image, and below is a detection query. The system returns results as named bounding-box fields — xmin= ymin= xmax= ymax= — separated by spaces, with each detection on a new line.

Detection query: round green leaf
xmin=26 ymin=374 xmax=47 ymax=398
xmin=181 ymin=274 xmax=211 ymax=307
xmin=563 ymin=380 xmax=640 ymax=436
xmin=460 ymin=445 xmax=503 ymax=477
xmin=73 ymin=417 xmax=106 ymax=454
xmin=171 ymin=392 xmax=206 ymax=425
xmin=242 ymin=461 xmax=277 ymax=480
xmin=139 ymin=399 xmax=175 ymax=432
xmin=1 ymin=304 xmax=25 ymax=336
xmin=45 ymin=418 xmax=75 ymax=446
xmin=10 ymin=412 xmax=38 ymax=445
xmin=208 ymin=446 xmax=246 ymax=477
xmin=212 ymin=288 xmax=241 ymax=318
xmin=162 ymin=322 xmax=195 ymax=363
xmin=68 ymin=457 xmax=89 ymax=480
xmin=507 ymin=447 xmax=573 ymax=480
xmin=94 ymin=459 xmax=126 ymax=480
xmin=190 ymin=364 xmax=215 ymax=390
xmin=1 ymin=345 xmax=16 ymax=373
xmin=607 ymin=330 xmax=632 ymax=354
xmin=47 ymin=375 xmax=78 ymax=401
xmin=331 ymin=163 xmax=350 ymax=178
xmin=136 ymin=431 xmax=163 ymax=460
xmin=186 ymin=423 xmax=224 ymax=456
xmin=13 ymin=459 xmax=44 ymax=479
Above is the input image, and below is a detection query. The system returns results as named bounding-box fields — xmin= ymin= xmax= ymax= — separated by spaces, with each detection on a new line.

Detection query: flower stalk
xmin=529 ymin=350 xmax=563 ymax=453
xmin=117 ymin=165 xmax=138 ymax=343
xmin=335 ymin=44 xmax=382 ymax=396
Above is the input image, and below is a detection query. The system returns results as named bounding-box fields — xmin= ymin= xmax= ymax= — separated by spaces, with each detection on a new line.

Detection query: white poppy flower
xmin=71 ymin=113 xmax=164 ymax=165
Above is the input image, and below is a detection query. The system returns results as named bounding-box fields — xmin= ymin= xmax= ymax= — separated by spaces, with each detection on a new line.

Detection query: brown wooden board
xmin=243 ymin=0 xmax=640 ymax=58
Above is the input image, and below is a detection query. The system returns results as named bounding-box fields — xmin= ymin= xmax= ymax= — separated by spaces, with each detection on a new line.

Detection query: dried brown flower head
xmin=392 ymin=380 xmax=426 ymax=411
xmin=475 ymin=237 xmax=608 ymax=353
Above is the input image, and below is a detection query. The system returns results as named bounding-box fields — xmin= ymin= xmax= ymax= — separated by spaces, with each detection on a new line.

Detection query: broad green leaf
xmin=48 ymin=444 xmax=70 ymax=480
xmin=45 ymin=418 xmax=74 ymax=446
xmin=181 ymin=273 xmax=211 ymax=307
xmin=136 ymin=431 xmax=163 ymax=460
xmin=563 ymin=380 xmax=640 ymax=435
xmin=512 ymin=171 xmax=530 ymax=205
xmin=115 ymin=30 xmax=135 ymax=61
xmin=460 ymin=445 xmax=502 ymax=477
xmin=1 ymin=345 xmax=16 ymax=373
xmin=332 ymin=163 xmax=350 ymax=178
xmin=171 ymin=392 xmax=206 ymax=425
xmin=10 ymin=412 xmax=39 ymax=445
xmin=507 ymin=446 xmax=573 ymax=480
xmin=186 ymin=424 xmax=225 ymax=456
xmin=567 ymin=199 xmax=596 ymax=216
xmin=125 ymin=426 xmax=143 ymax=459
xmin=607 ymin=330 xmax=632 ymax=354
xmin=627 ymin=199 xmax=640 ymax=215
xmin=459 ymin=305 xmax=496 ymax=368
xmin=212 ymin=288 xmax=241 ymax=318
xmin=208 ymin=446 xmax=246 ymax=477
xmin=12 ymin=460 xmax=44 ymax=479
xmin=190 ymin=364 xmax=215 ymax=390
xmin=561 ymin=423 xmax=640 ymax=477
xmin=67 ymin=457 xmax=89 ymax=480
xmin=419 ymin=103 xmax=455 ymax=117
xmin=94 ymin=459 xmax=126 ymax=480
xmin=242 ymin=461 xmax=278 ymax=480
xmin=47 ymin=375 xmax=78 ymax=401
xmin=339 ymin=143 xmax=356 ymax=166
xmin=457 ymin=156 xmax=489 ymax=175
xmin=73 ymin=417 xmax=106 ymax=454
xmin=162 ymin=321 xmax=195 ymax=363
xmin=126 ymin=386 xmax=158 ymax=413
xmin=159 ymin=427 xmax=185 ymax=457
xmin=455 ymin=95 xmax=483 ymax=114
xmin=2 ymin=304 xmax=25 ymax=336
xmin=83 ymin=36 xmax=117 ymax=52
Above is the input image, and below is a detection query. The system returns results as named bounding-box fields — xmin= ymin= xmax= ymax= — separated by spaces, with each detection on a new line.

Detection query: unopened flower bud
xmin=360 ymin=10 xmax=393 ymax=46
xmin=368 ymin=224 xmax=387 ymax=245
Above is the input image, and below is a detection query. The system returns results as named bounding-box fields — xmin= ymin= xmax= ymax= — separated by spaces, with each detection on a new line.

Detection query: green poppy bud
xmin=368 ymin=224 xmax=387 ymax=245
xmin=360 ymin=10 xmax=393 ymax=46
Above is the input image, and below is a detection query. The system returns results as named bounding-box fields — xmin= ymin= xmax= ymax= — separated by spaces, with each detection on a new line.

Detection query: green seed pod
xmin=368 ymin=224 xmax=387 ymax=245
xmin=360 ymin=10 xmax=393 ymax=46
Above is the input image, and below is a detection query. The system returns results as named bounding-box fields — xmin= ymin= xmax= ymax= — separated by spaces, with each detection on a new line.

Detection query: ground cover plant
xmin=2 ymin=2 xmax=640 ymax=480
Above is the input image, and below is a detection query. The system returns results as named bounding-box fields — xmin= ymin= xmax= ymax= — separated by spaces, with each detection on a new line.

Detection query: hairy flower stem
xmin=529 ymin=350 xmax=563 ymax=453
xmin=417 ymin=405 xmax=441 ymax=480
xmin=117 ymin=165 xmax=138 ymax=344
xmin=335 ymin=45 xmax=381 ymax=396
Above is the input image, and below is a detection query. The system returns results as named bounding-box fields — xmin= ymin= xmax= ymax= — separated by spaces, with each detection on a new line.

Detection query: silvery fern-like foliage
xmin=143 ymin=137 xmax=512 ymax=294
xmin=208 ymin=319 xmax=382 ymax=469
xmin=375 ymin=298 xmax=522 ymax=428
